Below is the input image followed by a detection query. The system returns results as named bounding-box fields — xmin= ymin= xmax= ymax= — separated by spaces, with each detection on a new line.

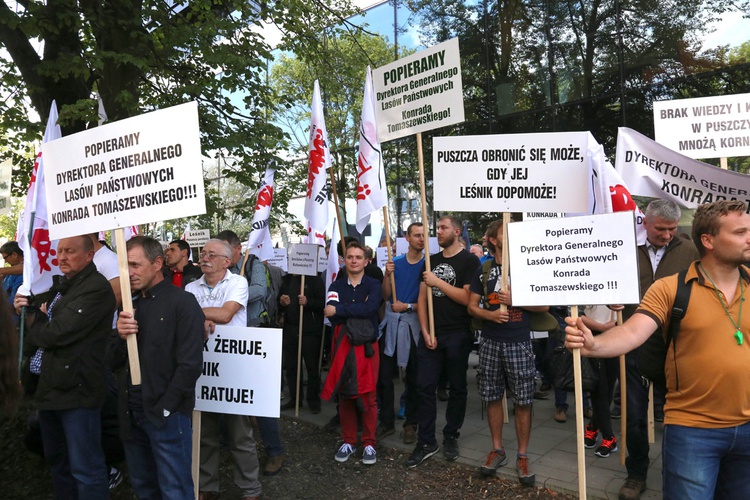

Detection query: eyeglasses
xmin=199 ymin=252 xmax=230 ymax=260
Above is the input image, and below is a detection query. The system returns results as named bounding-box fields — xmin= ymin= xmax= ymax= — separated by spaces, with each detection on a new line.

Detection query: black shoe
xmin=308 ymin=401 xmax=321 ymax=414
xmin=323 ymin=414 xmax=340 ymax=432
xmin=437 ymin=388 xmax=449 ymax=401
xmin=405 ymin=443 xmax=439 ymax=468
xmin=280 ymin=399 xmax=300 ymax=411
xmin=443 ymin=436 xmax=459 ymax=461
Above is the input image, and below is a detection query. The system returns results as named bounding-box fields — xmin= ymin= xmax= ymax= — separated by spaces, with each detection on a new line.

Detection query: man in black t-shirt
xmin=406 ymin=216 xmax=480 ymax=468
xmin=467 ymin=220 xmax=548 ymax=486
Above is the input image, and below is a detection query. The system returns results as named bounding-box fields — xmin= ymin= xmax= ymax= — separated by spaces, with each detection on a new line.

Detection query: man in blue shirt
xmin=378 ymin=222 xmax=424 ymax=444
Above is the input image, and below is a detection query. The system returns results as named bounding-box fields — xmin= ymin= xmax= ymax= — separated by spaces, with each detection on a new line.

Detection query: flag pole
xmin=328 ymin=167 xmax=347 ymax=256
xmin=416 ymin=132 xmax=435 ymax=343
xmin=115 ymin=228 xmax=142 ymax=385
xmin=382 ymin=206 xmax=396 ymax=302
xmin=571 ymin=305 xmax=587 ymax=498
xmin=295 ymin=275 xmax=306 ymax=417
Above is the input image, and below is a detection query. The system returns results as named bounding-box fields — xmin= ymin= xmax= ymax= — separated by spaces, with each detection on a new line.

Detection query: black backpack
xmin=637 ymin=268 xmax=692 ymax=390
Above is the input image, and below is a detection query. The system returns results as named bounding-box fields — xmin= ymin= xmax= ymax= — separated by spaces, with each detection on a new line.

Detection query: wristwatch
xmin=406 ymin=303 xmax=413 ymax=313
xmin=163 ymin=409 xmax=171 ymax=418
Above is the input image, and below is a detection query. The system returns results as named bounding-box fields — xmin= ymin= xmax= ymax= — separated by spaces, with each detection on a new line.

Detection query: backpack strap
xmin=668 ymin=268 xmax=692 ymax=391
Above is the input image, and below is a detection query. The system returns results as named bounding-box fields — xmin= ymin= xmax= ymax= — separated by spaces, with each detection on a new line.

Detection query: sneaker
xmin=437 ymin=388 xmax=449 ymax=401
xmin=402 ymin=424 xmax=417 ymax=445
xmin=376 ymin=423 xmax=395 ymax=440
xmin=479 ymin=449 xmax=508 ymax=476
xmin=618 ymin=476 xmax=647 ymax=500
xmin=610 ymin=406 xmax=621 ymax=419
xmin=584 ymin=424 xmax=598 ymax=448
xmin=108 ymin=467 xmax=123 ymax=490
xmin=554 ymin=406 xmax=567 ymax=423
xmin=595 ymin=436 xmax=618 ymax=458
xmin=405 ymin=442 xmax=439 ymax=468
xmin=516 ymin=455 xmax=536 ymax=486
xmin=583 ymin=406 xmax=594 ymax=419
xmin=443 ymin=436 xmax=459 ymax=461
xmin=334 ymin=443 xmax=356 ymax=462
xmin=362 ymin=445 xmax=377 ymax=465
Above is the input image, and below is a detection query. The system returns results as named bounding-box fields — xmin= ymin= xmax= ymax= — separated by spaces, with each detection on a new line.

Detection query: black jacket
xmin=26 ymin=261 xmax=116 ymax=410
xmin=118 ymin=278 xmax=205 ymax=429
xmin=279 ymin=273 xmax=325 ymax=335
xmin=163 ymin=262 xmax=202 ymax=289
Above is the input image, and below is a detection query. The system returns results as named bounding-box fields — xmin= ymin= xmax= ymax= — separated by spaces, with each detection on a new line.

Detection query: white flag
xmin=124 ymin=226 xmax=139 ymax=241
xmin=18 ymin=101 xmax=62 ymax=295
xmin=247 ymin=167 xmax=276 ymax=261
xmin=181 ymin=222 xmax=191 ymax=241
xmin=355 ymin=67 xmax=388 ymax=233
xmin=304 ymin=80 xmax=331 ymax=241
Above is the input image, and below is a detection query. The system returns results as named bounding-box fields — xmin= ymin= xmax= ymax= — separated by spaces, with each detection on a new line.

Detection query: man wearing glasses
xmin=185 ymin=239 xmax=261 ymax=500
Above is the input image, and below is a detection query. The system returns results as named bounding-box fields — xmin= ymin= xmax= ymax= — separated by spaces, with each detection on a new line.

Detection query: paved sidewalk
xmin=284 ymin=352 xmax=664 ymax=499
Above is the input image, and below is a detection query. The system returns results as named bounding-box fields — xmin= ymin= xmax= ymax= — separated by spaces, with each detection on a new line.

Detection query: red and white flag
xmin=355 ymin=67 xmax=388 ymax=233
xmin=588 ymin=143 xmax=646 ymax=245
xmin=124 ymin=225 xmax=139 ymax=241
xmin=18 ymin=101 xmax=62 ymax=295
xmin=304 ymin=80 xmax=331 ymax=243
xmin=247 ymin=167 xmax=276 ymax=262
xmin=181 ymin=222 xmax=191 ymax=241
xmin=325 ymin=219 xmax=341 ymax=293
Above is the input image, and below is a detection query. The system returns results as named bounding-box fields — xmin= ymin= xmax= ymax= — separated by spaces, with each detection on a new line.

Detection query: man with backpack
xmin=467 ymin=219 xmax=548 ymax=486
xmin=216 ymin=230 xmax=286 ymax=477
xmin=565 ymin=199 xmax=750 ymax=499
xmin=610 ymin=200 xmax=699 ymax=500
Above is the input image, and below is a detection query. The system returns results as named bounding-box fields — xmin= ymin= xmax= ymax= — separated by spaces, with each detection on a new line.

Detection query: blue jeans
xmin=122 ymin=409 xmax=194 ymax=500
xmin=38 ymin=407 xmax=109 ymax=500
xmin=256 ymin=416 xmax=284 ymax=457
xmin=663 ymin=421 xmax=750 ymax=499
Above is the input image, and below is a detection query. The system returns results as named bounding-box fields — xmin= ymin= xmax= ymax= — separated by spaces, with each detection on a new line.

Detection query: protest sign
xmin=373 ymin=38 xmax=464 ymax=142
xmin=524 ymin=212 xmax=563 ymax=220
xmin=507 ymin=211 xmax=640 ymax=306
xmin=184 ymin=229 xmax=210 ymax=248
xmin=288 ymin=243 xmax=319 ymax=276
xmin=433 ymin=132 xmax=592 ymax=212
xmin=653 ymin=93 xmax=750 ymax=159
xmin=42 ymin=102 xmax=205 ymax=240
xmin=318 ymin=246 xmax=328 ymax=270
xmin=268 ymin=247 xmax=288 ymax=272
xmin=615 ymin=127 xmax=750 ymax=209
xmin=195 ymin=326 xmax=282 ymax=417
xmin=0 ymin=159 xmax=11 ymax=215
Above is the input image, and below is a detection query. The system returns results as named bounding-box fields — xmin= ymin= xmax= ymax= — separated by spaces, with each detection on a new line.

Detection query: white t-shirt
xmin=94 ymin=246 xmax=119 ymax=280
xmin=186 ymin=270 xmax=248 ymax=327
xmin=94 ymin=245 xmax=119 ymax=328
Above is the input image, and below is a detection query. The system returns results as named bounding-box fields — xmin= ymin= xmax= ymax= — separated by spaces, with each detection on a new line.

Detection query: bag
xmin=546 ymin=345 xmax=599 ymax=392
xmin=344 ymin=317 xmax=376 ymax=357
xmin=637 ymin=268 xmax=692 ymax=389
xmin=245 ymin=255 xmax=285 ymax=327
xmin=471 ymin=260 xmax=558 ymax=332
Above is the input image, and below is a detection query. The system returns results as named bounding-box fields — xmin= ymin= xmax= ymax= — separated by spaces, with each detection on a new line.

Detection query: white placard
xmin=376 ymin=247 xmax=389 ymax=268
xmin=433 ymin=132 xmax=592 ymax=212
xmin=268 ymin=247 xmax=288 ymax=272
xmin=524 ymin=212 xmax=563 ymax=220
xmin=318 ymin=246 xmax=328 ymax=270
xmin=184 ymin=229 xmax=210 ymax=248
xmin=0 ymin=159 xmax=11 ymax=216
xmin=395 ymin=236 xmax=439 ymax=257
xmin=42 ymin=102 xmax=206 ymax=240
xmin=653 ymin=93 xmax=750 ymax=159
xmin=507 ymin=211 xmax=640 ymax=306
xmin=373 ymin=38 xmax=464 ymax=142
xmin=615 ymin=127 xmax=750 ymax=208
xmin=195 ymin=326 xmax=282 ymax=417
xmin=288 ymin=243 xmax=319 ymax=276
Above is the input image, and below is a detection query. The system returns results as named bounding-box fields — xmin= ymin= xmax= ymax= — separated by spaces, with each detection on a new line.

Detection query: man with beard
xmin=406 ymin=216 xmax=480 ymax=467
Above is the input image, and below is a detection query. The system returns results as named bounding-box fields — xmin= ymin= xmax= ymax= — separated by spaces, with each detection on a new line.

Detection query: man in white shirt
xmin=186 ymin=239 xmax=260 ymax=500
